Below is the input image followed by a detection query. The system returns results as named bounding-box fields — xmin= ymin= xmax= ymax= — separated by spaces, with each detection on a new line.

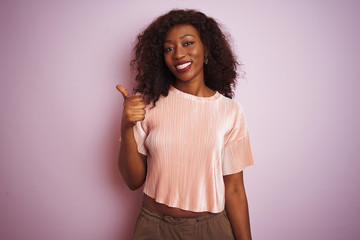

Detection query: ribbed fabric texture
xmin=129 ymin=85 xmax=253 ymax=213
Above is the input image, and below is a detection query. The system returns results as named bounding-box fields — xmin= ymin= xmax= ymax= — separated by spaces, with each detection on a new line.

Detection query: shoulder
xmin=218 ymin=95 xmax=245 ymax=116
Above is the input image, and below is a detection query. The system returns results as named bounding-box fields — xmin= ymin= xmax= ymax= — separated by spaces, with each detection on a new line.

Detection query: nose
xmin=173 ymin=46 xmax=185 ymax=60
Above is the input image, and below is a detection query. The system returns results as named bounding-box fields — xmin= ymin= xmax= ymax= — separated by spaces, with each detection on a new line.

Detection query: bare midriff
xmin=143 ymin=193 xmax=210 ymax=218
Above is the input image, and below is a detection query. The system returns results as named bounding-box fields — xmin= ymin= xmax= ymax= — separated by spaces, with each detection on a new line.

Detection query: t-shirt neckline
xmin=169 ymin=85 xmax=221 ymax=102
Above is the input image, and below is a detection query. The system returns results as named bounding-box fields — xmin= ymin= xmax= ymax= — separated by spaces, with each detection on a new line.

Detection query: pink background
xmin=1 ymin=0 xmax=359 ymax=239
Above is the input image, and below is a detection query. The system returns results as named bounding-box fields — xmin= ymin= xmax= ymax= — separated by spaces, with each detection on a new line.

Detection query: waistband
xmin=140 ymin=204 xmax=225 ymax=224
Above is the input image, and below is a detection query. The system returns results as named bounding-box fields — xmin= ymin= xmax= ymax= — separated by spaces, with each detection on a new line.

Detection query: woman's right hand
xmin=116 ymin=84 xmax=146 ymax=129
xmin=116 ymin=85 xmax=148 ymax=190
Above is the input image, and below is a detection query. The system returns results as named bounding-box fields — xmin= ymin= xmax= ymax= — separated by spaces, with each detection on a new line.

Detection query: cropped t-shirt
xmin=125 ymin=85 xmax=253 ymax=213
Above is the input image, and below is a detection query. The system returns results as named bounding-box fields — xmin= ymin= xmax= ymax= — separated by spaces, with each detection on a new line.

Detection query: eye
xmin=184 ymin=41 xmax=194 ymax=46
xmin=164 ymin=47 xmax=174 ymax=53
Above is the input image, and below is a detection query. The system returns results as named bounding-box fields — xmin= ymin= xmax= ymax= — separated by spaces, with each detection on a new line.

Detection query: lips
xmin=175 ymin=61 xmax=192 ymax=73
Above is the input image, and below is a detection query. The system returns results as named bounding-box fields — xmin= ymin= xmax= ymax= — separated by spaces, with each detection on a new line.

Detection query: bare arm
xmin=117 ymin=85 xmax=147 ymax=190
xmin=118 ymin=121 xmax=147 ymax=190
xmin=224 ymin=171 xmax=252 ymax=240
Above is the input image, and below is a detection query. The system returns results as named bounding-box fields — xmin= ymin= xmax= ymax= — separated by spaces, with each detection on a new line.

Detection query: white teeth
xmin=176 ymin=62 xmax=191 ymax=69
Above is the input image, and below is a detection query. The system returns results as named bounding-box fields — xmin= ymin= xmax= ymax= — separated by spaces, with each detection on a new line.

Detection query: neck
xmin=174 ymin=81 xmax=215 ymax=97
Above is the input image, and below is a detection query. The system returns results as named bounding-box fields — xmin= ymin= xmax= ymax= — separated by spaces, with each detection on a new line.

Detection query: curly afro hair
xmin=131 ymin=9 xmax=240 ymax=107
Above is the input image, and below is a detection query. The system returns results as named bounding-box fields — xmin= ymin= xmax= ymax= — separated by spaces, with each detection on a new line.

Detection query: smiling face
xmin=163 ymin=24 xmax=206 ymax=84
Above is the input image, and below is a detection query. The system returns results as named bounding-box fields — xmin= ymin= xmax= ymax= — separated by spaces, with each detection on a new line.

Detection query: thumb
xmin=116 ymin=84 xmax=130 ymax=99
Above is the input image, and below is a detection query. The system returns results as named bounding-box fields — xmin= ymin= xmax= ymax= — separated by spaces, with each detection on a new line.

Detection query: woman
xmin=117 ymin=9 xmax=254 ymax=240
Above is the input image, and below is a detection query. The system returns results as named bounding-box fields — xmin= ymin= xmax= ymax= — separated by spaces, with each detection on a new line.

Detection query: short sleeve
xmin=222 ymin=104 xmax=254 ymax=175
xmin=133 ymin=120 xmax=148 ymax=156
xmin=118 ymin=120 xmax=148 ymax=156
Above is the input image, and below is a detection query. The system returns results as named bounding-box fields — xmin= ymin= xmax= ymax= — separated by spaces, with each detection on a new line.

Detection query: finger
xmin=129 ymin=109 xmax=146 ymax=115
xmin=127 ymin=95 xmax=144 ymax=102
xmin=124 ymin=110 xmax=146 ymax=118
xmin=129 ymin=115 xmax=146 ymax=122
xmin=124 ymin=101 xmax=146 ymax=108
xmin=116 ymin=84 xmax=130 ymax=99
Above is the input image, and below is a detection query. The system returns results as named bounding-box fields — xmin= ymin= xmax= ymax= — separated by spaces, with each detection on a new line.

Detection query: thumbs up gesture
xmin=116 ymin=85 xmax=146 ymax=128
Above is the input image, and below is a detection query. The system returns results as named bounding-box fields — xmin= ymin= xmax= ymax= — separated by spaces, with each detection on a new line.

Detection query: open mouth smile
xmin=175 ymin=61 xmax=192 ymax=72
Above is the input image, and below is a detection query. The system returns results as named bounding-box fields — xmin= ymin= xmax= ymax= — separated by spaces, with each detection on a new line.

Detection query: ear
xmin=204 ymin=46 xmax=209 ymax=65
xmin=204 ymin=46 xmax=208 ymax=55
xmin=204 ymin=44 xmax=210 ymax=57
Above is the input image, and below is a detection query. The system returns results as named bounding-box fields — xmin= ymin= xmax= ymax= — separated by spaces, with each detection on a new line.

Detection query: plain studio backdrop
xmin=1 ymin=0 xmax=359 ymax=239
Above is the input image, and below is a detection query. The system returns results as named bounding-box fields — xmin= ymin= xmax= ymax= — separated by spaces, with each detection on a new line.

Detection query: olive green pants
xmin=133 ymin=205 xmax=235 ymax=240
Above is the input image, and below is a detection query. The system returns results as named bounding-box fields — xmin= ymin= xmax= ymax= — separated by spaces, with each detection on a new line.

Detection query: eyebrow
xmin=164 ymin=34 xmax=195 ymax=43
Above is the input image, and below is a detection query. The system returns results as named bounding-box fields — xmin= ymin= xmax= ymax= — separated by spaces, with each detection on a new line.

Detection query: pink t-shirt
xmin=131 ymin=85 xmax=253 ymax=213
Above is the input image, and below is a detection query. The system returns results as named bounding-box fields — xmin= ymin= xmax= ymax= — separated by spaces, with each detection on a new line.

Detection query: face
xmin=163 ymin=24 xmax=206 ymax=84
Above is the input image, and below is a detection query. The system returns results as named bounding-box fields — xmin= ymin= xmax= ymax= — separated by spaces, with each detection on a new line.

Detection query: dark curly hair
xmin=131 ymin=9 xmax=240 ymax=106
